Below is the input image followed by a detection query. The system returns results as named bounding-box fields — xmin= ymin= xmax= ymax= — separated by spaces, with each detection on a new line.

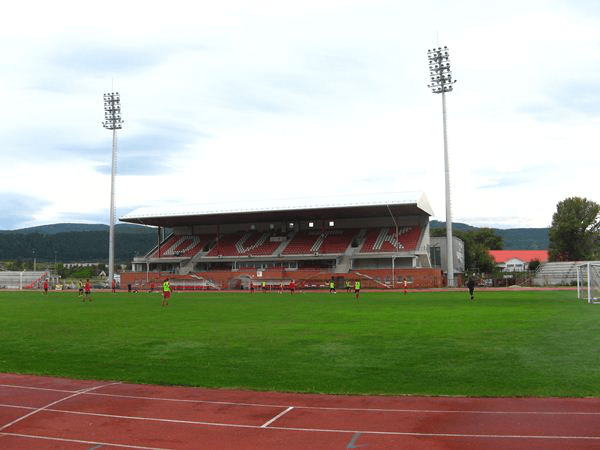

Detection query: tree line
xmin=0 ymin=230 xmax=157 ymax=264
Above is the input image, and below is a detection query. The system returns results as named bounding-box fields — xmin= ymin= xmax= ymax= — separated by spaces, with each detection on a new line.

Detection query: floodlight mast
xmin=102 ymin=92 xmax=123 ymax=287
xmin=427 ymin=46 xmax=456 ymax=287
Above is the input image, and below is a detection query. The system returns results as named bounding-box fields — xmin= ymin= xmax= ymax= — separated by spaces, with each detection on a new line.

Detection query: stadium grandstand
xmin=119 ymin=192 xmax=450 ymax=290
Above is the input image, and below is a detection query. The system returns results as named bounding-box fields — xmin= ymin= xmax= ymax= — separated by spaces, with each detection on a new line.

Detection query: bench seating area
xmin=150 ymin=234 xmax=214 ymax=258
xmin=360 ymin=226 xmax=421 ymax=253
xmin=208 ymin=232 xmax=281 ymax=257
xmin=150 ymin=226 xmax=423 ymax=260
xmin=533 ymin=261 xmax=581 ymax=286
xmin=282 ymin=231 xmax=319 ymax=255
xmin=283 ymin=230 xmax=356 ymax=255
xmin=319 ymin=229 xmax=357 ymax=254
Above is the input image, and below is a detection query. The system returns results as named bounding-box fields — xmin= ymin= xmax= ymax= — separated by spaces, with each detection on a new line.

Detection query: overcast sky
xmin=1 ymin=0 xmax=599 ymax=230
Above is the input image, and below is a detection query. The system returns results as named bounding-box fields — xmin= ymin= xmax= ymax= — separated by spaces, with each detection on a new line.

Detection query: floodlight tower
xmin=427 ymin=46 xmax=456 ymax=287
xmin=102 ymin=92 xmax=123 ymax=286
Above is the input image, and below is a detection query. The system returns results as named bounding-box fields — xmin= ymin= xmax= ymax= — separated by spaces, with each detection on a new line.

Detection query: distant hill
xmin=429 ymin=220 xmax=549 ymax=250
xmin=429 ymin=220 xmax=479 ymax=233
xmin=2 ymin=223 xmax=156 ymax=235
xmin=0 ymin=223 xmax=159 ymax=263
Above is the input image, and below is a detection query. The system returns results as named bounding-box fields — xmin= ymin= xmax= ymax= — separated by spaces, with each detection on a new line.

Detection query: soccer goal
xmin=577 ymin=262 xmax=600 ymax=304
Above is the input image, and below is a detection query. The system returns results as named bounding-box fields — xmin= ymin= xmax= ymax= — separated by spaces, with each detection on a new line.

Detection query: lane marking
xmin=261 ymin=406 xmax=294 ymax=428
xmin=0 ymin=432 xmax=171 ymax=450
xmin=268 ymin=425 xmax=600 ymax=441
xmin=2 ymin=380 xmax=600 ymax=443
xmin=3 ymin=383 xmax=600 ymax=416
xmin=41 ymin=391 xmax=600 ymax=416
xmin=347 ymin=432 xmax=367 ymax=448
xmin=0 ymin=382 xmax=120 ymax=433
xmin=0 ymin=384 xmax=77 ymax=394
xmin=5 ymin=406 xmax=600 ymax=441
xmin=0 ymin=403 xmax=33 ymax=410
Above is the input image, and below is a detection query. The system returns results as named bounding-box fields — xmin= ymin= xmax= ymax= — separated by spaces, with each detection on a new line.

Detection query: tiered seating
xmin=533 ymin=261 xmax=580 ymax=286
xmin=360 ymin=226 xmax=421 ymax=253
xmin=152 ymin=234 xmax=214 ymax=258
xmin=319 ymin=229 xmax=357 ymax=254
xmin=208 ymin=232 xmax=280 ymax=257
xmin=361 ymin=228 xmax=397 ymax=252
xmin=0 ymin=271 xmax=49 ymax=290
xmin=150 ymin=234 xmax=179 ymax=257
xmin=283 ymin=230 xmax=356 ymax=255
xmin=401 ymin=226 xmax=421 ymax=251
xmin=282 ymin=231 xmax=322 ymax=255
xmin=208 ymin=232 xmax=245 ymax=257
xmin=238 ymin=232 xmax=281 ymax=256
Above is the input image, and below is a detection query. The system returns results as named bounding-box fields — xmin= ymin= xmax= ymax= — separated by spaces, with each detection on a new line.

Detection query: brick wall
xmin=120 ymin=268 xmax=443 ymax=290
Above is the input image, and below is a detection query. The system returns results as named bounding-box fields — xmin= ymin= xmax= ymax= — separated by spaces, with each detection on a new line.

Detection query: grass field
xmin=1 ymin=289 xmax=599 ymax=397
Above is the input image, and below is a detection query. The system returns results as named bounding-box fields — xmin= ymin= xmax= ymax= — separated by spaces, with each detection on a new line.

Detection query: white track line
xmin=59 ymin=392 xmax=600 ymax=416
xmin=265 ymin=425 xmax=600 ymax=441
xmin=0 ymin=382 xmax=119 ymax=433
xmin=0 ymin=383 xmax=75 ymax=394
xmin=2 ymin=405 xmax=599 ymax=442
xmin=261 ymin=406 xmax=294 ymax=427
xmin=0 ymin=431 xmax=172 ymax=450
xmin=2 ymin=381 xmax=600 ymax=442
xmin=0 ymin=404 xmax=36 ymax=410
xmin=3 ymin=383 xmax=600 ymax=416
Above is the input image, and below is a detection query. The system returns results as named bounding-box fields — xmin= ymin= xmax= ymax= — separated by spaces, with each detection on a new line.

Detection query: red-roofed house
xmin=489 ymin=250 xmax=549 ymax=272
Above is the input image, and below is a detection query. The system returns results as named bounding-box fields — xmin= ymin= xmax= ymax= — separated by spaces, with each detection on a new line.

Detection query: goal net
xmin=577 ymin=262 xmax=600 ymax=304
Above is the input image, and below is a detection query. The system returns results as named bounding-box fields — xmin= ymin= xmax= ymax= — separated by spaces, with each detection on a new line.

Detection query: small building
xmin=489 ymin=250 xmax=549 ymax=272
xmin=430 ymin=235 xmax=465 ymax=282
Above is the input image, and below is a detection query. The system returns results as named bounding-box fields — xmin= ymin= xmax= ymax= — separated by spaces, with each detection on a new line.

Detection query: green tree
xmin=528 ymin=259 xmax=541 ymax=271
xmin=470 ymin=228 xmax=504 ymax=250
xmin=549 ymin=197 xmax=600 ymax=261
xmin=71 ymin=266 xmax=97 ymax=279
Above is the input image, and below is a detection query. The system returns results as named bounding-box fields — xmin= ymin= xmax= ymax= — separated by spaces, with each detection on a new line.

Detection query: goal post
xmin=577 ymin=262 xmax=600 ymax=304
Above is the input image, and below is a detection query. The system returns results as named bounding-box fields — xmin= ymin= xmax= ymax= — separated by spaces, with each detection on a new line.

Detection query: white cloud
xmin=1 ymin=0 xmax=599 ymax=230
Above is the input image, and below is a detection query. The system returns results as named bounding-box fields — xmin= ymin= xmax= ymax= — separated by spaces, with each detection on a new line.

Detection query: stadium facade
xmin=119 ymin=192 xmax=461 ymax=290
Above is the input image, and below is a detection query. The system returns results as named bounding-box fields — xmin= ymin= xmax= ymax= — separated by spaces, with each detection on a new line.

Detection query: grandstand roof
xmin=120 ymin=191 xmax=434 ymax=228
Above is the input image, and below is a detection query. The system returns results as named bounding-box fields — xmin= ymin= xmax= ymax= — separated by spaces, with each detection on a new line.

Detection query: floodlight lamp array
xmin=427 ymin=46 xmax=456 ymax=94
xmin=103 ymin=92 xmax=123 ymax=130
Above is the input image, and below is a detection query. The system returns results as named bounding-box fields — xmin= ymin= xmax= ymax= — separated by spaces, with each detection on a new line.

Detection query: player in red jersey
xmin=83 ymin=279 xmax=92 ymax=302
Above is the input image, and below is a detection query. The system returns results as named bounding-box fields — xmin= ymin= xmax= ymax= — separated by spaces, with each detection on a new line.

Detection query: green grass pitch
xmin=1 ymin=289 xmax=599 ymax=397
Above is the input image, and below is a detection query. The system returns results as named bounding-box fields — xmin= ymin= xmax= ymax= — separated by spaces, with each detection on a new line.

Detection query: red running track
xmin=1 ymin=373 xmax=600 ymax=449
